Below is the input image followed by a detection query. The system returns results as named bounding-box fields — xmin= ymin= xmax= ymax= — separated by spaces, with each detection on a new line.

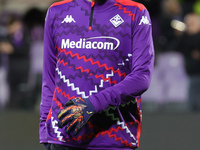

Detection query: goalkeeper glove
xmin=57 ymin=97 xmax=96 ymax=135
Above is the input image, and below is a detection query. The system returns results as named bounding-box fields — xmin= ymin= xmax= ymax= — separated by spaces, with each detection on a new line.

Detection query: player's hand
xmin=57 ymin=97 xmax=96 ymax=135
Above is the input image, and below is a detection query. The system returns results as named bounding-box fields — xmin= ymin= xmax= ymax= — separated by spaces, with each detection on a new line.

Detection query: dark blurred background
xmin=0 ymin=0 xmax=200 ymax=150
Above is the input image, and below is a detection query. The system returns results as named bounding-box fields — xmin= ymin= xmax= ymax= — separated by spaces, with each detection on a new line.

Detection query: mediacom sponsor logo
xmin=61 ymin=36 xmax=120 ymax=50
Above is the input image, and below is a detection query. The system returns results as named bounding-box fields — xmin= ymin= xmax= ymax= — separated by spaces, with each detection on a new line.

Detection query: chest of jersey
xmin=51 ymin=5 xmax=133 ymax=55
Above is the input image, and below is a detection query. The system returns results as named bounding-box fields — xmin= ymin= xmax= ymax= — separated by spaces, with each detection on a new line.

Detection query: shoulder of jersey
xmin=50 ymin=0 xmax=73 ymax=8
xmin=115 ymin=0 xmax=146 ymax=11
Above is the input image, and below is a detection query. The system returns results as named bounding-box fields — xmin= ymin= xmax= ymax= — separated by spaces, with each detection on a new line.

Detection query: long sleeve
xmin=39 ymin=8 xmax=57 ymax=143
xmin=89 ymin=9 xmax=154 ymax=112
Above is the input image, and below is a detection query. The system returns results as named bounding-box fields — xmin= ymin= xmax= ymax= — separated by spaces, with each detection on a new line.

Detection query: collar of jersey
xmin=76 ymin=0 xmax=114 ymax=12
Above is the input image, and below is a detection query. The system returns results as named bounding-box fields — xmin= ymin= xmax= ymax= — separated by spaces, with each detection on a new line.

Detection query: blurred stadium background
xmin=0 ymin=0 xmax=200 ymax=150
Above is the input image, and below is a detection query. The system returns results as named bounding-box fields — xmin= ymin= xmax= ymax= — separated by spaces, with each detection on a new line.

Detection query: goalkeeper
xmin=39 ymin=0 xmax=154 ymax=150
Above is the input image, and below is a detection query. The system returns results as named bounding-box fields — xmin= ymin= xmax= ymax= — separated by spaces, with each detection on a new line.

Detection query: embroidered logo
xmin=61 ymin=15 xmax=76 ymax=24
xmin=110 ymin=14 xmax=124 ymax=27
xmin=139 ymin=16 xmax=151 ymax=25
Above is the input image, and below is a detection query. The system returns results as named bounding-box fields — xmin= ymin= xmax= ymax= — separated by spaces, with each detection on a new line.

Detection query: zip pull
xmin=89 ymin=2 xmax=95 ymax=30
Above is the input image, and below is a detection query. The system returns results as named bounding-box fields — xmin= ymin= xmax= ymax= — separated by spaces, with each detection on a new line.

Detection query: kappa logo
xmin=61 ymin=15 xmax=76 ymax=24
xmin=110 ymin=14 xmax=124 ymax=27
xmin=139 ymin=16 xmax=151 ymax=25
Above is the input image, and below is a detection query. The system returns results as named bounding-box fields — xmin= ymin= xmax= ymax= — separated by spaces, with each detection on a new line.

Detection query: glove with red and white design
xmin=57 ymin=97 xmax=96 ymax=135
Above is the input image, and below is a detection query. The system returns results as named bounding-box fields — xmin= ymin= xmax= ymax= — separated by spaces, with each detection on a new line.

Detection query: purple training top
xmin=39 ymin=0 xmax=154 ymax=149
